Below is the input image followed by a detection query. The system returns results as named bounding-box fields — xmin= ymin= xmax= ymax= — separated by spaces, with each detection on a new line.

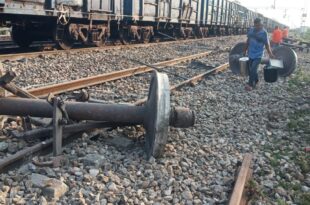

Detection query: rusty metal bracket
xmin=0 ymin=71 xmax=16 ymax=86
xmin=58 ymin=99 xmax=70 ymax=124
xmin=53 ymin=97 xmax=63 ymax=156
xmin=0 ymin=71 xmax=37 ymax=99
xmin=125 ymin=57 xmax=188 ymax=80
xmin=21 ymin=117 xmax=32 ymax=132
xmin=47 ymin=94 xmax=70 ymax=125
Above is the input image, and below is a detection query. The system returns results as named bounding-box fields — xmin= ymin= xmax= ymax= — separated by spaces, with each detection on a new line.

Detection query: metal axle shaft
xmin=0 ymin=97 xmax=193 ymax=128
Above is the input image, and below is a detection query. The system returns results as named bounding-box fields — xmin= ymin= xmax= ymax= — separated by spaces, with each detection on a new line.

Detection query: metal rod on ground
xmin=0 ymin=139 xmax=52 ymax=172
xmin=157 ymin=32 xmax=177 ymax=41
xmin=0 ymin=121 xmax=135 ymax=172
xmin=229 ymin=154 xmax=253 ymax=205
xmin=28 ymin=117 xmax=52 ymax=127
xmin=11 ymin=122 xmax=133 ymax=138
xmin=88 ymin=98 xmax=113 ymax=104
xmin=170 ymin=63 xmax=229 ymax=90
xmin=0 ymin=98 xmax=146 ymax=123
xmin=134 ymin=63 xmax=229 ymax=106
xmin=0 ymin=71 xmax=38 ymax=99
xmin=126 ymin=58 xmax=188 ymax=80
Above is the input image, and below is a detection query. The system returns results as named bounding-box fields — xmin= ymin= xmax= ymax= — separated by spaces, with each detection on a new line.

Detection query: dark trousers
xmin=248 ymin=58 xmax=261 ymax=87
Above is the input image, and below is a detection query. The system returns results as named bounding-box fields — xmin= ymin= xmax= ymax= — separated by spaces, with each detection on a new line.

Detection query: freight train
xmin=0 ymin=0 xmax=285 ymax=49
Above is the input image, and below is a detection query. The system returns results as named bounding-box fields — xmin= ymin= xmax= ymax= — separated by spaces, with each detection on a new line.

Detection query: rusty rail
xmin=135 ymin=63 xmax=229 ymax=105
xmin=9 ymin=51 xmax=214 ymax=98
xmin=0 ymin=36 xmax=233 ymax=61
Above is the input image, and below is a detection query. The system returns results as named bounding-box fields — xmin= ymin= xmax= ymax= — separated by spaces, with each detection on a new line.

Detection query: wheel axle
xmin=0 ymin=71 xmax=195 ymax=159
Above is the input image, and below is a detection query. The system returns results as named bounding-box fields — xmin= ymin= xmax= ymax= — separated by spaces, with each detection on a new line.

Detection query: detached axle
xmin=0 ymin=71 xmax=195 ymax=159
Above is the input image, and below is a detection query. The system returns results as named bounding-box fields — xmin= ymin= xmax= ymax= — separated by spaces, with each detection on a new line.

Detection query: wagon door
xmin=87 ymin=0 xmax=113 ymax=13
xmin=143 ymin=0 xmax=157 ymax=21
xmin=189 ymin=0 xmax=198 ymax=25
xmin=199 ymin=0 xmax=208 ymax=26
xmin=221 ymin=0 xmax=227 ymax=26
xmin=211 ymin=0 xmax=219 ymax=25
xmin=158 ymin=0 xmax=171 ymax=22
xmin=216 ymin=0 xmax=222 ymax=25
xmin=181 ymin=0 xmax=191 ymax=22
xmin=225 ymin=1 xmax=230 ymax=27
xmin=206 ymin=0 xmax=212 ymax=25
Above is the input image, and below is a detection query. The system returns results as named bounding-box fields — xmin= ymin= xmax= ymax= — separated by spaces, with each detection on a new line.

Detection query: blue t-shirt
xmin=247 ymin=28 xmax=268 ymax=59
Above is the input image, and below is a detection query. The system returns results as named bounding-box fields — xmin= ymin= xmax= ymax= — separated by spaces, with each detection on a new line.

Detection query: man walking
xmin=243 ymin=18 xmax=274 ymax=91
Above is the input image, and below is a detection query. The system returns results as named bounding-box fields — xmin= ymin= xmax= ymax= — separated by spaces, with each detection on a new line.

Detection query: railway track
xmin=0 ymin=36 xmax=235 ymax=61
xmin=0 ymin=49 xmax=230 ymax=172
xmin=9 ymin=51 xmax=216 ymax=97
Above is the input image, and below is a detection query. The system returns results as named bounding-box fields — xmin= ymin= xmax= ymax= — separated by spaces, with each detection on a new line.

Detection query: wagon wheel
xmin=94 ymin=35 xmax=109 ymax=47
xmin=119 ymin=29 xmax=131 ymax=45
xmin=57 ymin=4 xmax=71 ymax=26
xmin=141 ymin=30 xmax=151 ymax=44
xmin=11 ymin=26 xmax=33 ymax=48
xmin=172 ymin=29 xmax=180 ymax=40
xmin=54 ymin=26 xmax=74 ymax=50
xmin=57 ymin=35 xmax=74 ymax=50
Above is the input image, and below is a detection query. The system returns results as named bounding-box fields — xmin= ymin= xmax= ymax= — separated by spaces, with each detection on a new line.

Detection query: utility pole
xmin=300 ymin=8 xmax=307 ymax=34
xmin=272 ymin=0 xmax=276 ymax=9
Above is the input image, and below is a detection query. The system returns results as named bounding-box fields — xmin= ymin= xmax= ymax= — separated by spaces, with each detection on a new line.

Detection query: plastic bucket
xmin=239 ymin=57 xmax=249 ymax=76
xmin=264 ymin=66 xmax=278 ymax=83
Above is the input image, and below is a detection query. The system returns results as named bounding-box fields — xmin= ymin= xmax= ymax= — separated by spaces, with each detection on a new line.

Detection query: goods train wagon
xmin=0 ymin=0 xmax=285 ymax=49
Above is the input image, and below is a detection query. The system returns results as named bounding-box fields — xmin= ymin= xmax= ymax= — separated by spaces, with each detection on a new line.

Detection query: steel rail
xmin=0 ymin=62 xmax=229 ymax=173
xmin=134 ymin=63 xmax=229 ymax=105
xmin=9 ymin=51 xmax=215 ymax=98
xmin=0 ymin=36 xmax=234 ymax=61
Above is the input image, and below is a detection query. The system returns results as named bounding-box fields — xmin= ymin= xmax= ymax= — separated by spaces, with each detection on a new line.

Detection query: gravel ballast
xmin=0 ymin=36 xmax=309 ymax=204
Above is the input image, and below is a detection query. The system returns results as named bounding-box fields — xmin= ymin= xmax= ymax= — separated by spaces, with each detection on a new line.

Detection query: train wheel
xmin=11 ymin=26 xmax=33 ymax=48
xmin=141 ymin=31 xmax=151 ymax=44
xmin=57 ymin=38 xmax=74 ymax=50
xmin=94 ymin=36 xmax=108 ymax=47
xmin=120 ymin=29 xmax=131 ymax=45
xmin=54 ymin=26 xmax=74 ymax=50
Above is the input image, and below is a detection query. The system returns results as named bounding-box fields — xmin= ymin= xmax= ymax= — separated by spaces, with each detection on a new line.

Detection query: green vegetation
xmin=292 ymin=154 xmax=310 ymax=174
xmin=287 ymin=109 xmax=310 ymax=140
xmin=299 ymin=193 xmax=310 ymax=205
xmin=291 ymin=28 xmax=310 ymax=42
xmin=246 ymin=179 xmax=265 ymax=201
xmin=277 ymin=199 xmax=288 ymax=205
xmin=301 ymin=29 xmax=310 ymax=42
xmin=287 ymin=66 xmax=310 ymax=143
xmin=288 ymin=69 xmax=310 ymax=92
xmin=258 ymin=41 xmax=310 ymax=204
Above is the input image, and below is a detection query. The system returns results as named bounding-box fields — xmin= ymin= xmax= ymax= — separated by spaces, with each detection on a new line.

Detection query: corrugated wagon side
xmin=0 ymin=0 xmax=287 ymax=49
xmin=0 ymin=0 xmax=123 ymax=49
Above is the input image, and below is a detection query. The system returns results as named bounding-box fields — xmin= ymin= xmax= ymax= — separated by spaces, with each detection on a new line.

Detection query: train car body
xmin=0 ymin=0 xmax=287 ymax=49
